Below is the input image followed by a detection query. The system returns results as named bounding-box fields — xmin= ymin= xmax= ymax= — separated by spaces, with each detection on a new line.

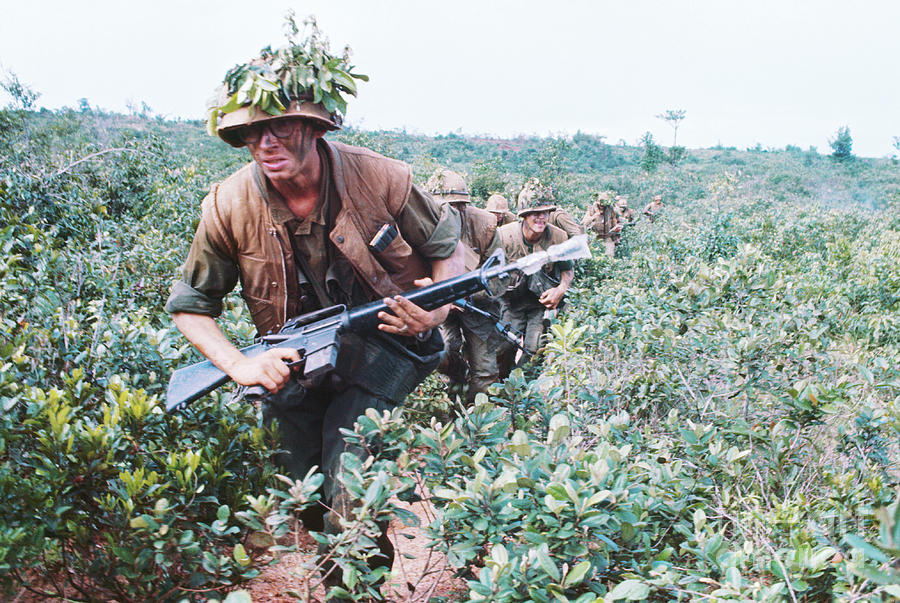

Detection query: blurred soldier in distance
xmin=582 ymin=191 xmax=621 ymax=258
xmin=614 ymin=195 xmax=635 ymax=225
xmin=644 ymin=193 xmax=664 ymax=223
xmin=485 ymin=192 xmax=517 ymax=227
xmin=426 ymin=168 xmax=502 ymax=406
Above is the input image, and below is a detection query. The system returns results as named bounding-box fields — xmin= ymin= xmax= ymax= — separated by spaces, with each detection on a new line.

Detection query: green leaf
xmin=843 ymin=534 xmax=889 ymax=563
xmin=536 ymin=544 xmax=560 ymax=581
xmin=112 ymin=546 xmax=135 ymax=564
xmin=233 ymin=543 xmax=250 ymax=567
xmin=725 ymin=566 xmax=741 ymax=588
xmin=884 ymin=585 xmax=900 ymax=598
xmin=563 ymin=561 xmax=591 ymax=587
xmin=850 ymin=564 xmax=900 ymax=585
xmin=608 ymin=579 xmax=650 ymax=601
xmin=546 ymin=484 xmax=568 ymax=501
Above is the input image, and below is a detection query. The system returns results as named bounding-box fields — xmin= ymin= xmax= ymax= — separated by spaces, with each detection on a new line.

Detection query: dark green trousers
xmin=261 ymin=330 xmax=442 ymax=572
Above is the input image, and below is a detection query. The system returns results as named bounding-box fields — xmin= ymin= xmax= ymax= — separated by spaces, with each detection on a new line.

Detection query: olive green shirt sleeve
xmin=397 ymin=184 xmax=461 ymax=260
xmin=164 ymin=215 xmax=239 ymax=317
xmin=552 ymin=209 xmax=585 ymax=237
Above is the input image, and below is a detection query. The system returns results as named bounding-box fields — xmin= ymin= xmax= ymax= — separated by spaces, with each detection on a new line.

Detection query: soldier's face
xmin=523 ymin=210 xmax=548 ymax=233
xmin=246 ymin=118 xmax=324 ymax=183
xmin=491 ymin=211 xmax=504 ymax=225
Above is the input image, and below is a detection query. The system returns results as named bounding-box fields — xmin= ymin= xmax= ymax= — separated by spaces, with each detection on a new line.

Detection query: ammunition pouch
xmin=527 ymin=270 xmax=560 ymax=298
xmin=333 ymin=329 xmax=443 ymax=403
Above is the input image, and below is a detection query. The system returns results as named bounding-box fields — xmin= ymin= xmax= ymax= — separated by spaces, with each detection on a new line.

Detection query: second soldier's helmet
xmin=425 ymin=169 xmax=470 ymax=204
xmin=486 ymin=193 xmax=509 ymax=213
xmin=596 ymin=191 xmax=613 ymax=206
xmin=517 ymin=180 xmax=557 ymax=217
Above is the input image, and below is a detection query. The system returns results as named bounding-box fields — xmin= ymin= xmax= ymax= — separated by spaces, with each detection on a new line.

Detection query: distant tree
xmin=640 ymin=131 xmax=665 ymax=173
xmin=656 ymin=109 xmax=686 ymax=146
xmin=829 ymin=126 xmax=854 ymax=161
xmin=1 ymin=70 xmax=40 ymax=110
xmin=893 ymin=136 xmax=900 ymax=158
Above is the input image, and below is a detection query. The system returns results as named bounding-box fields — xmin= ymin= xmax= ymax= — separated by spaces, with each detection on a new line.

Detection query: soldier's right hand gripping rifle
xmin=165 ymin=235 xmax=592 ymax=412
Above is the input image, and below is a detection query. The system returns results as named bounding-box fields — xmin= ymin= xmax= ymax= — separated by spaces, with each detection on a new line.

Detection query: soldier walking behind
xmin=644 ymin=193 xmax=664 ymax=222
xmin=582 ymin=191 xmax=621 ymax=258
xmin=485 ymin=192 xmax=517 ymax=227
xmin=517 ymin=177 xmax=584 ymax=238
xmin=426 ymin=169 xmax=502 ymax=406
xmin=497 ymin=188 xmax=574 ymax=379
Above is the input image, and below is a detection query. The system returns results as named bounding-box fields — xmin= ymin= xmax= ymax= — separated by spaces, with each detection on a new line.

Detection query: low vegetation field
xmin=1 ymin=105 xmax=898 ymax=601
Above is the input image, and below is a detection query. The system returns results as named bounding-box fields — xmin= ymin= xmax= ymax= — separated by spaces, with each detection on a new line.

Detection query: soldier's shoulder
xmin=466 ymin=206 xmax=497 ymax=228
xmin=326 ymin=140 xmax=410 ymax=173
xmin=202 ymin=163 xmax=256 ymax=212
xmin=546 ymin=224 xmax=569 ymax=244
xmin=497 ymin=221 xmax=520 ymax=236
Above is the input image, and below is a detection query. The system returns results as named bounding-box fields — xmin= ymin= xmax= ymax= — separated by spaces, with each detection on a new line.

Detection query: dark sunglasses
xmin=238 ymin=119 xmax=298 ymax=145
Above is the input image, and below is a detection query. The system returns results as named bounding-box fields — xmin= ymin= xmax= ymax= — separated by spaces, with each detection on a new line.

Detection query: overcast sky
xmin=2 ymin=0 xmax=898 ymax=157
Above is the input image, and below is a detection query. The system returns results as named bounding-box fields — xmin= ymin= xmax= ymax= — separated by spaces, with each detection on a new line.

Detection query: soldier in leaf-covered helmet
xmin=165 ymin=15 xmax=465 ymax=584
xmin=582 ymin=191 xmax=621 ymax=258
xmin=516 ymin=177 xmax=584 ymax=238
xmin=496 ymin=186 xmax=574 ymax=378
xmin=426 ymin=169 xmax=502 ymax=406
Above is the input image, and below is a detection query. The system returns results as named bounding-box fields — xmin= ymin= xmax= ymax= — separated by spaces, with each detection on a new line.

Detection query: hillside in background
xmin=1 ymin=107 xmax=899 ymax=602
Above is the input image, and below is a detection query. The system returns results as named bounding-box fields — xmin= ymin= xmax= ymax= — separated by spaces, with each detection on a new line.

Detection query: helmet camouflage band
xmin=517 ymin=179 xmax=557 ymax=217
xmin=207 ymin=13 xmax=368 ymax=148
xmin=485 ymin=193 xmax=509 ymax=213
xmin=425 ymin=169 xmax=470 ymax=204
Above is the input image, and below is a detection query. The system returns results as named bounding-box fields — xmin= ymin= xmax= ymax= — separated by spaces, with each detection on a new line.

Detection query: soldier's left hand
xmin=378 ymin=278 xmax=448 ymax=337
xmin=538 ymin=285 xmax=566 ymax=310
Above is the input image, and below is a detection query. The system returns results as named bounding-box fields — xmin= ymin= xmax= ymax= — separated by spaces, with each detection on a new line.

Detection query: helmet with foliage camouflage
xmin=596 ymin=191 xmax=614 ymax=206
xmin=425 ymin=169 xmax=470 ymax=204
xmin=207 ymin=13 xmax=368 ymax=148
xmin=516 ymin=177 xmax=542 ymax=211
xmin=614 ymin=194 xmax=629 ymax=209
xmin=517 ymin=179 xmax=557 ymax=217
xmin=485 ymin=193 xmax=509 ymax=213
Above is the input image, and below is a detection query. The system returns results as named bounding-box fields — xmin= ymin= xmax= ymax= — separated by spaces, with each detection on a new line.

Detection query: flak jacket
xmin=196 ymin=141 xmax=431 ymax=336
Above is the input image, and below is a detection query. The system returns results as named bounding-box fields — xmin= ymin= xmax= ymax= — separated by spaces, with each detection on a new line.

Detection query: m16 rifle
xmin=165 ymin=235 xmax=591 ymax=411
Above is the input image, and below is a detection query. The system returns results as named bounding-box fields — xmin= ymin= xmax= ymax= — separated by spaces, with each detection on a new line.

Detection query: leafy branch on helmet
xmin=205 ymin=12 xmax=368 ymax=136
